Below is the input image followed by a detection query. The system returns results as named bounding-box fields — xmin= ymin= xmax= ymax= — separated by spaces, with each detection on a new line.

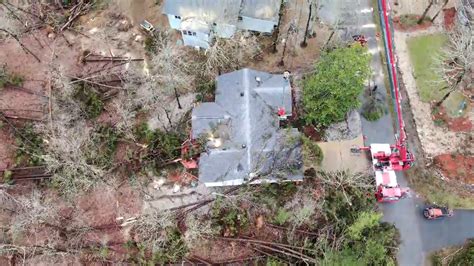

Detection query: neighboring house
xmin=238 ymin=0 xmax=281 ymax=33
xmin=162 ymin=0 xmax=281 ymax=49
xmin=191 ymin=68 xmax=303 ymax=187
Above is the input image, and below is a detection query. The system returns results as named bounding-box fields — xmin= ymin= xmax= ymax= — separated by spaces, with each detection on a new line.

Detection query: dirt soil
xmin=248 ymin=0 xmax=331 ymax=74
xmin=434 ymin=154 xmax=474 ymax=184
xmin=432 ymin=105 xmax=473 ymax=132
xmin=0 ymin=126 xmax=15 ymax=169
xmin=393 ymin=15 xmax=433 ymax=32
xmin=443 ymin=7 xmax=456 ymax=30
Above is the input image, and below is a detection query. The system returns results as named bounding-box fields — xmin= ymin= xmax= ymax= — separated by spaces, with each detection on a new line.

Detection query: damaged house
xmin=162 ymin=0 xmax=282 ymax=49
xmin=191 ymin=68 xmax=303 ymax=187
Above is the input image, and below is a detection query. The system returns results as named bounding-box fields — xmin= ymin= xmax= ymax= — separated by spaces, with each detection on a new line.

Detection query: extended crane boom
xmin=353 ymin=0 xmax=415 ymax=202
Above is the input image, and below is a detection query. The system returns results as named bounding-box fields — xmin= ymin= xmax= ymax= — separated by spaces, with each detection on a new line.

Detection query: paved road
xmin=319 ymin=0 xmax=474 ymax=265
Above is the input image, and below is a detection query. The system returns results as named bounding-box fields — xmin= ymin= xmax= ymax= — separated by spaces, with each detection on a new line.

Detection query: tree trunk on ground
xmin=272 ymin=0 xmax=285 ymax=53
xmin=435 ymin=89 xmax=454 ymax=107
xmin=164 ymin=108 xmax=173 ymax=129
xmin=174 ymin=87 xmax=182 ymax=109
xmin=431 ymin=0 xmax=449 ymax=22
xmin=436 ymin=72 xmax=465 ymax=106
xmin=301 ymin=2 xmax=313 ymax=48
xmin=418 ymin=0 xmax=434 ymax=24
xmin=0 ymin=29 xmax=41 ymax=62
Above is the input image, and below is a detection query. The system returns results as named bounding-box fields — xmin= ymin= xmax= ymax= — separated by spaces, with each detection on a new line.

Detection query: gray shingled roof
xmin=191 ymin=68 xmax=303 ymax=186
xmin=162 ymin=0 xmax=241 ymax=25
xmin=240 ymin=0 xmax=281 ymax=21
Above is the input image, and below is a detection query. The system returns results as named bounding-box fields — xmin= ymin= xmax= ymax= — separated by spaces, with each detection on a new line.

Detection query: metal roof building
xmin=162 ymin=0 xmax=282 ymax=49
xmin=191 ymin=69 xmax=303 ymax=187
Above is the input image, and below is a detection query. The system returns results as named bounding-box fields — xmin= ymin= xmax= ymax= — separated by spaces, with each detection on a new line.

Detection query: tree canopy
xmin=303 ymin=45 xmax=371 ymax=127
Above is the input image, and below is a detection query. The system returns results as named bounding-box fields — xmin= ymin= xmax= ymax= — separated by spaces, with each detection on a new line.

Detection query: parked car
xmin=140 ymin=20 xmax=155 ymax=35
xmin=423 ymin=205 xmax=454 ymax=219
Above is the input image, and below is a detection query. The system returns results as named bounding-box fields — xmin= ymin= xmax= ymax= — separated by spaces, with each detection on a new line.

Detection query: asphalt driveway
xmin=318 ymin=0 xmax=474 ymax=265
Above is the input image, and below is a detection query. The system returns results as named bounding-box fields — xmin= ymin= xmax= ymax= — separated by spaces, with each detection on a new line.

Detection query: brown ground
xmin=443 ymin=7 xmax=456 ymax=30
xmin=393 ymin=15 xmax=433 ymax=32
xmin=0 ymin=0 xmax=330 ymax=263
xmin=0 ymin=126 xmax=15 ymax=169
xmin=434 ymin=154 xmax=474 ymax=184
xmin=432 ymin=105 xmax=473 ymax=132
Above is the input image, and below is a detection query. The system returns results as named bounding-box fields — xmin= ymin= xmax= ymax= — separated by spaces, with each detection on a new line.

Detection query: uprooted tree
xmin=303 ymin=44 xmax=371 ymax=127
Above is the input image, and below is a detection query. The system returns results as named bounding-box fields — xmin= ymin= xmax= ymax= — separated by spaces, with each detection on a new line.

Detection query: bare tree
xmin=132 ymin=210 xmax=176 ymax=251
xmin=8 ymin=190 xmax=59 ymax=240
xmin=431 ymin=0 xmax=449 ymax=22
xmin=150 ymin=36 xmax=192 ymax=109
xmin=434 ymin=1 xmax=473 ymax=106
xmin=301 ymin=0 xmax=317 ymax=47
xmin=36 ymin=67 xmax=105 ymax=195
xmin=201 ymin=33 xmax=261 ymax=78
xmin=418 ymin=0 xmax=434 ymax=24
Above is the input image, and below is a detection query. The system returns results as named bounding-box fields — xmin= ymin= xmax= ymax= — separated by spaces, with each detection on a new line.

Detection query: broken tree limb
xmin=68 ymin=75 xmax=122 ymax=90
xmin=1 ymin=114 xmax=43 ymax=121
xmin=83 ymin=58 xmax=144 ymax=63
xmin=60 ymin=1 xmax=92 ymax=31
xmin=5 ymin=86 xmax=48 ymax=98
xmin=0 ymin=29 xmax=41 ymax=62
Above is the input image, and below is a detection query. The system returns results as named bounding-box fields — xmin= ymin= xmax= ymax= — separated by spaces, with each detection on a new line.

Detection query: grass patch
xmin=407 ymin=34 xmax=448 ymax=102
xmin=442 ymin=91 xmax=468 ymax=118
xmin=0 ymin=66 xmax=24 ymax=88
xmin=408 ymin=169 xmax=474 ymax=209
xmin=431 ymin=239 xmax=474 ymax=265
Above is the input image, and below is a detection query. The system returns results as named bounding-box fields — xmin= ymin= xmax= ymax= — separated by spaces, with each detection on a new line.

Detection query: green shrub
xmin=134 ymin=122 xmax=184 ymax=161
xmin=446 ymin=239 xmax=474 ymax=265
xmin=361 ymin=97 xmax=386 ymax=121
xmin=86 ymin=126 xmax=119 ymax=168
xmin=211 ymin=198 xmax=249 ymax=237
xmin=399 ymin=14 xmax=419 ymax=27
xmin=303 ymin=45 xmax=371 ymax=127
xmin=195 ymin=80 xmax=216 ymax=102
xmin=273 ymin=208 xmax=291 ymax=225
xmin=73 ymin=83 xmax=104 ymax=119
xmin=0 ymin=66 xmax=24 ymax=88
xmin=152 ymin=228 xmax=188 ymax=264
xmin=302 ymin=136 xmax=323 ymax=166
xmin=15 ymin=123 xmax=45 ymax=166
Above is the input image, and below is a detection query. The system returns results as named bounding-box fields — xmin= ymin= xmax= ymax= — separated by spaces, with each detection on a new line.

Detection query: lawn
xmin=407 ymin=168 xmax=474 ymax=209
xmin=407 ymin=33 xmax=448 ymax=102
xmin=407 ymin=34 xmax=468 ymax=117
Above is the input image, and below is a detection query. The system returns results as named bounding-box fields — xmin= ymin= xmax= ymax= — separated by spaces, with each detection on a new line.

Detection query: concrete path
xmin=319 ymin=0 xmax=474 ymax=265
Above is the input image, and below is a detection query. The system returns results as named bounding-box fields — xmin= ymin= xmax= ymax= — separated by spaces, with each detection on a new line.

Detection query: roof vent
xmin=255 ymin=76 xmax=262 ymax=86
xmin=283 ymin=71 xmax=290 ymax=80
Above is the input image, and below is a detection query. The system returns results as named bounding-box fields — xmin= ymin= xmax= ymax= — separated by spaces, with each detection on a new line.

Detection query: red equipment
xmin=354 ymin=0 xmax=415 ymax=202
xmin=423 ymin=206 xmax=454 ymax=219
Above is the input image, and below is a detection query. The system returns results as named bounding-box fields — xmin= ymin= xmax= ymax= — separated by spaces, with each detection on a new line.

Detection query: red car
xmin=423 ymin=206 xmax=454 ymax=219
